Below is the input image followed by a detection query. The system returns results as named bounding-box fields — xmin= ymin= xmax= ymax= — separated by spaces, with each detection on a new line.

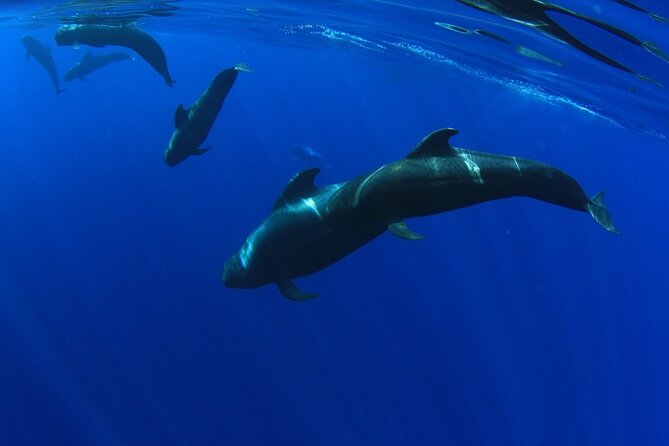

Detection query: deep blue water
xmin=2 ymin=1 xmax=669 ymax=445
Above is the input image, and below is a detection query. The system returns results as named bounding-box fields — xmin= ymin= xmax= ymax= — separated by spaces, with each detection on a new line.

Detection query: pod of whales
xmin=55 ymin=24 xmax=175 ymax=86
xmin=21 ymin=35 xmax=66 ymax=94
xmin=15 ymin=13 xmax=623 ymax=302
xmin=164 ymin=64 xmax=249 ymax=167
xmin=222 ymin=128 xmax=618 ymax=300
xmin=64 ymin=51 xmax=131 ymax=82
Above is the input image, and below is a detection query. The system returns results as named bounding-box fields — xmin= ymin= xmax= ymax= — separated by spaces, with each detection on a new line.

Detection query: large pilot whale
xmin=55 ymin=24 xmax=175 ymax=86
xmin=21 ymin=35 xmax=66 ymax=94
xmin=64 ymin=51 xmax=131 ymax=82
xmin=164 ymin=64 xmax=249 ymax=167
xmin=222 ymin=128 xmax=617 ymax=300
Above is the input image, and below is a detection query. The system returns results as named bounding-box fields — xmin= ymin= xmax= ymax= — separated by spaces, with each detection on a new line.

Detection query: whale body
xmin=222 ymin=128 xmax=617 ymax=300
xmin=164 ymin=65 xmax=246 ymax=167
xmin=64 ymin=51 xmax=131 ymax=82
xmin=55 ymin=24 xmax=175 ymax=86
xmin=21 ymin=35 xmax=66 ymax=94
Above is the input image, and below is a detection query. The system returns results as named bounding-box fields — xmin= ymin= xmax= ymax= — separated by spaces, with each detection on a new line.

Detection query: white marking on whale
xmin=459 ymin=150 xmax=484 ymax=184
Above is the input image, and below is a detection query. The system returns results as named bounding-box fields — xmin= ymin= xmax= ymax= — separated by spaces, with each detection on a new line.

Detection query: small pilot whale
xmin=222 ymin=128 xmax=617 ymax=300
xmin=55 ymin=24 xmax=175 ymax=86
xmin=290 ymin=144 xmax=330 ymax=168
xmin=164 ymin=64 xmax=249 ymax=167
xmin=64 ymin=51 xmax=131 ymax=82
xmin=21 ymin=35 xmax=66 ymax=94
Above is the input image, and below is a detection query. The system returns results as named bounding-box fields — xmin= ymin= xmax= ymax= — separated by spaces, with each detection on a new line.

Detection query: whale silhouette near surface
xmin=55 ymin=24 xmax=175 ymax=86
xmin=21 ymin=35 xmax=66 ymax=94
xmin=455 ymin=0 xmax=668 ymax=84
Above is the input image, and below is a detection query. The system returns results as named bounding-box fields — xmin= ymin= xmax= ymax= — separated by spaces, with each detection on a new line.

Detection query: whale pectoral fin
xmin=277 ymin=280 xmax=319 ymax=301
xmin=191 ymin=145 xmax=211 ymax=156
xmin=388 ymin=221 xmax=424 ymax=240
xmin=174 ymin=104 xmax=188 ymax=128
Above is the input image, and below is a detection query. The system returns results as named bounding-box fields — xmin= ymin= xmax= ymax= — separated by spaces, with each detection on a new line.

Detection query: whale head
xmin=221 ymin=253 xmax=253 ymax=289
xmin=163 ymin=141 xmax=189 ymax=167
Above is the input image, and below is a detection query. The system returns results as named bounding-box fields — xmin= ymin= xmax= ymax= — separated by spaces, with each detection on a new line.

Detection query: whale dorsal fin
xmin=174 ymin=104 xmax=188 ymax=128
xmin=273 ymin=168 xmax=321 ymax=210
xmin=406 ymin=128 xmax=459 ymax=159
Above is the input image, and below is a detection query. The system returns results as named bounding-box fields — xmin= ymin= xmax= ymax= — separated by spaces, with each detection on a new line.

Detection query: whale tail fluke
xmin=642 ymin=40 xmax=669 ymax=63
xmin=234 ymin=62 xmax=252 ymax=72
xmin=586 ymin=191 xmax=619 ymax=234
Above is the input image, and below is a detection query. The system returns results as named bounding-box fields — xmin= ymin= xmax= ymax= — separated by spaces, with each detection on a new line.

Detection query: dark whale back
xmin=189 ymin=68 xmax=240 ymax=125
xmin=55 ymin=24 xmax=174 ymax=86
xmin=330 ymin=130 xmax=593 ymax=221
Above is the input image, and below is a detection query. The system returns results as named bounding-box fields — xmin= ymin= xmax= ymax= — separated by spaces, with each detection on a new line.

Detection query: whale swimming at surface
xmin=164 ymin=64 xmax=249 ymax=167
xmin=222 ymin=128 xmax=617 ymax=300
xmin=21 ymin=35 xmax=66 ymax=94
xmin=64 ymin=51 xmax=131 ymax=82
xmin=454 ymin=0 xmax=668 ymax=83
xmin=55 ymin=24 xmax=175 ymax=86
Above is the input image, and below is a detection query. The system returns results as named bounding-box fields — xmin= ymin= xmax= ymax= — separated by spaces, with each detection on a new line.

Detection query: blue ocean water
xmin=2 ymin=1 xmax=669 ymax=444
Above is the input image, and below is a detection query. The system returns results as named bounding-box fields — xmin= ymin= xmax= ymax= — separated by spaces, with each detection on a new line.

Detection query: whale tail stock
xmin=586 ymin=191 xmax=619 ymax=234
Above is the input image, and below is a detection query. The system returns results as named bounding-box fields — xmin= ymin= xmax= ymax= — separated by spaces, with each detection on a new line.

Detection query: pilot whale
xmin=21 ymin=35 xmax=66 ymax=94
xmin=164 ymin=64 xmax=248 ymax=167
xmin=64 ymin=51 xmax=131 ymax=82
xmin=222 ymin=128 xmax=617 ymax=300
xmin=455 ymin=0 xmax=668 ymax=83
xmin=55 ymin=24 xmax=175 ymax=86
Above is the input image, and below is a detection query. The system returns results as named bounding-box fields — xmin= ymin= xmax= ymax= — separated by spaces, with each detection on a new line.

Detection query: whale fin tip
xmin=192 ymin=145 xmax=211 ymax=156
xmin=586 ymin=191 xmax=619 ymax=234
xmin=234 ymin=62 xmax=252 ymax=72
xmin=407 ymin=128 xmax=459 ymax=159
xmin=388 ymin=220 xmax=424 ymax=240
xmin=277 ymin=280 xmax=319 ymax=301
